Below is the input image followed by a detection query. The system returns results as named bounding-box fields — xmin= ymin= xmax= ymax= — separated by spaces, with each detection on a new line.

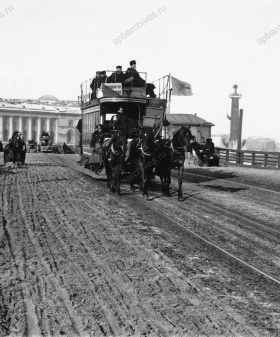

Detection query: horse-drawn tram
xmin=79 ymin=69 xmax=167 ymax=165
xmin=79 ymin=68 xmax=193 ymax=199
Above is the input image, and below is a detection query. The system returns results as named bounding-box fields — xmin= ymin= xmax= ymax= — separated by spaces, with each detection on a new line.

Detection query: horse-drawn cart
xmin=27 ymin=140 xmax=38 ymax=153
xmin=4 ymin=131 xmax=26 ymax=165
xmin=79 ymin=70 xmax=193 ymax=198
xmin=39 ymin=132 xmax=52 ymax=153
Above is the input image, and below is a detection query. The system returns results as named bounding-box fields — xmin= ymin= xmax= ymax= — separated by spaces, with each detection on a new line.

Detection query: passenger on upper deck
xmin=90 ymin=71 xmax=101 ymax=100
xmin=125 ymin=60 xmax=156 ymax=98
xmin=107 ymin=66 xmax=125 ymax=84
xmin=125 ymin=60 xmax=145 ymax=87
xmin=99 ymin=71 xmax=107 ymax=86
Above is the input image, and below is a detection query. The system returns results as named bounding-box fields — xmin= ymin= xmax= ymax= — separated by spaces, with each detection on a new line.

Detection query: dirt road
xmin=1 ymin=153 xmax=280 ymax=336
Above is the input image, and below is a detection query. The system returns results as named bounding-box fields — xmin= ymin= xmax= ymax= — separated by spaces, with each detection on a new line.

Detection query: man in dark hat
xmin=125 ymin=60 xmax=145 ymax=87
xmin=107 ymin=66 xmax=125 ymax=84
xmin=200 ymin=138 xmax=215 ymax=166
xmin=90 ymin=71 xmax=101 ymax=100
xmin=99 ymin=71 xmax=107 ymax=86
xmin=125 ymin=60 xmax=156 ymax=98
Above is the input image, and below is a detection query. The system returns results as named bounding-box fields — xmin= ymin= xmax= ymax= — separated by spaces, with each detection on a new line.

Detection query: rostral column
xmin=227 ymin=84 xmax=242 ymax=149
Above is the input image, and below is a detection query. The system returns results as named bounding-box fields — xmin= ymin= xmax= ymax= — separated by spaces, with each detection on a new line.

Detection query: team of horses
xmin=3 ymin=131 xmax=26 ymax=166
xmin=3 ymin=129 xmax=192 ymax=200
xmin=101 ymin=125 xmax=193 ymax=200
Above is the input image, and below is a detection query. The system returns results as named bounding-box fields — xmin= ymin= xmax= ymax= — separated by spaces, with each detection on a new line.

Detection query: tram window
xmin=105 ymin=114 xmax=115 ymax=121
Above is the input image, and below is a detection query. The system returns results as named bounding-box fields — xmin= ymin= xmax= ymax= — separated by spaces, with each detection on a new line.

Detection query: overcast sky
xmin=1 ymin=0 xmax=280 ymax=141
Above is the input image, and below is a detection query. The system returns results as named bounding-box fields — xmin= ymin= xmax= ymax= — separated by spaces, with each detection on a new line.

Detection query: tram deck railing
xmin=216 ymin=147 xmax=280 ymax=169
xmin=80 ymin=71 xmax=147 ymax=105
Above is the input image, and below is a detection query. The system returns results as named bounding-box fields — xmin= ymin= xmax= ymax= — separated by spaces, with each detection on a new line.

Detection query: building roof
xmin=0 ymin=101 xmax=80 ymax=116
xmin=38 ymin=95 xmax=60 ymax=102
xmin=166 ymin=114 xmax=214 ymax=126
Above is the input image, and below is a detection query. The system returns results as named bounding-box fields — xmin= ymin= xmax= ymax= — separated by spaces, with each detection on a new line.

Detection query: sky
xmin=1 ymin=0 xmax=280 ymax=141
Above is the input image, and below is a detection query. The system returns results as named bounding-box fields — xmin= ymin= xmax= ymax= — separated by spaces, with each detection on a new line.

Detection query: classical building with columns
xmin=0 ymin=95 xmax=81 ymax=145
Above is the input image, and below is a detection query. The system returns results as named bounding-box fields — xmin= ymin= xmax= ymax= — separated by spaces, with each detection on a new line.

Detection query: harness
xmin=110 ymin=143 xmax=124 ymax=157
xmin=163 ymin=128 xmax=191 ymax=155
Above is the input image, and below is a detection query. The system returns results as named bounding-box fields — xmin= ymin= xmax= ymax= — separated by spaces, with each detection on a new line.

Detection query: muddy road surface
xmin=0 ymin=153 xmax=280 ymax=336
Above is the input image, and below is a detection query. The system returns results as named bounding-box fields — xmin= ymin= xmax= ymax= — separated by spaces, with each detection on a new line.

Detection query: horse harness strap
xmin=140 ymin=147 xmax=155 ymax=157
xmin=166 ymin=140 xmax=186 ymax=155
xmin=110 ymin=143 xmax=124 ymax=156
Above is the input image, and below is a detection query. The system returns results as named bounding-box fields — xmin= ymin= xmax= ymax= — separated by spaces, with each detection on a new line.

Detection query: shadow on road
xmin=202 ymin=184 xmax=247 ymax=193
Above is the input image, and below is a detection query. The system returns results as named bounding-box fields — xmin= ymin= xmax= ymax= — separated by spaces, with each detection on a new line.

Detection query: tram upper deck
xmin=80 ymin=70 xmax=149 ymax=109
xmin=79 ymin=70 xmax=169 ymax=147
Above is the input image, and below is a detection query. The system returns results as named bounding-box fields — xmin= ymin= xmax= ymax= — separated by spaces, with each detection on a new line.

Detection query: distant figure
xmin=202 ymin=138 xmax=215 ymax=155
xmin=63 ymin=142 xmax=67 ymax=154
xmin=76 ymin=119 xmax=83 ymax=163
xmin=107 ymin=66 xmax=125 ymax=84
xmin=200 ymin=138 xmax=215 ymax=166
xmin=189 ymin=136 xmax=202 ymax=165
xmin=0 ymin=140 xmax=3 ymax=152
xmin=209 ymin=138 xmax=215 ymax=151
xmin=125 ymin=60 xmax=156 ymax=98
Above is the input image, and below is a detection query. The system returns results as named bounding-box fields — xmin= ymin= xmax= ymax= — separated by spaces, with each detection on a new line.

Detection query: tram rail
xmin=46 ymin=154 xmax=280 ymax=288
xmin=181 ymin=170 xmax=280 ymax=196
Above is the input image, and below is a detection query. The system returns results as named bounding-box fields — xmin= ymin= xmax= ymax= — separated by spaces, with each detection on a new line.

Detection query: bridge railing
xmin=216 ymin=147 xmax=280 ymax=169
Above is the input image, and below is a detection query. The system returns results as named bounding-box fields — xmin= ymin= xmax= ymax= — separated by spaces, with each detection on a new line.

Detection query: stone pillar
xmin=0 ymin=116 xmax=3 ymax=140
xmin=37 ymin=117 xmax=41 ymax=143
xmin=9 ymin=116 xmax=13 ymax=139
xmin=46 ymin=118 xmax=50 ymax=134
xmin=54 ymin=118 xmax=59 ymax=144
xmin=18 ymin=116 xmax=23 ymax=133
xmin=28 ymin=118 xmax=32 ymax=140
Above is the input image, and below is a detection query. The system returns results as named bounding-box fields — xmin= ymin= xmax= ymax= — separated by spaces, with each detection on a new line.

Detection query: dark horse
xmin=128 ymin=126 xmax=156 ymax=199
xmin=155 ymin=126 xmax=192 ymax=200
xmin=4 ymin=131 xmax=26 ymax=166
xmin=102 ymin=129 xmax=126 ymax=194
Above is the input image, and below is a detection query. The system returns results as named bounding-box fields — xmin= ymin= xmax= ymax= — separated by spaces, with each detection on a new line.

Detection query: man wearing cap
xmin=90 ymin=71 xmax=101 ymax=100
xmin=107 ymin=66 xmax=125 ymax=84
xmin=125 ymin=60 xmax=156 ymax=98
xmin=99 ymin=71 xmax=107 ymax=86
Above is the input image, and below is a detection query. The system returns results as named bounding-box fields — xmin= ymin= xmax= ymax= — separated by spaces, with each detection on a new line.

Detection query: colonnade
xmin=0 ymin=115 xmax=58 ymax=143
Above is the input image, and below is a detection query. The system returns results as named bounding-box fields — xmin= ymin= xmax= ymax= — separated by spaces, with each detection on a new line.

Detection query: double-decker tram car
xmin=79 ymin=69 xmax=169 ymax=170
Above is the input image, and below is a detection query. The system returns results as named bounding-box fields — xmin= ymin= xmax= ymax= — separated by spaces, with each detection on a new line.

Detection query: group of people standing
xmin=90 ymin=60 xmax=156 ymax=100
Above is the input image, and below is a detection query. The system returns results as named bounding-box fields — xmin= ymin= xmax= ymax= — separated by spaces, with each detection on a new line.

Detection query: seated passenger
xmin=124 ymin=60 xmax=156 ymax=98
xmin=107 ymin=66 xmax=125 ymax=84
xmin=201 ymin=138 xmax=215 ymax=156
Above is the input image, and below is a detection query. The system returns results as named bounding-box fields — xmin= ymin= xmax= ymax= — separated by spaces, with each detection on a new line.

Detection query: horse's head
xmin=11 ymin=131 xmax=24 ymax=148
xmin=174 ymin=126 xmax=193 ymax=150
xmin=111 ymin=129 xmax=126 ymax=147
xmin=140 ymin=126 xmax=155 ymax=153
